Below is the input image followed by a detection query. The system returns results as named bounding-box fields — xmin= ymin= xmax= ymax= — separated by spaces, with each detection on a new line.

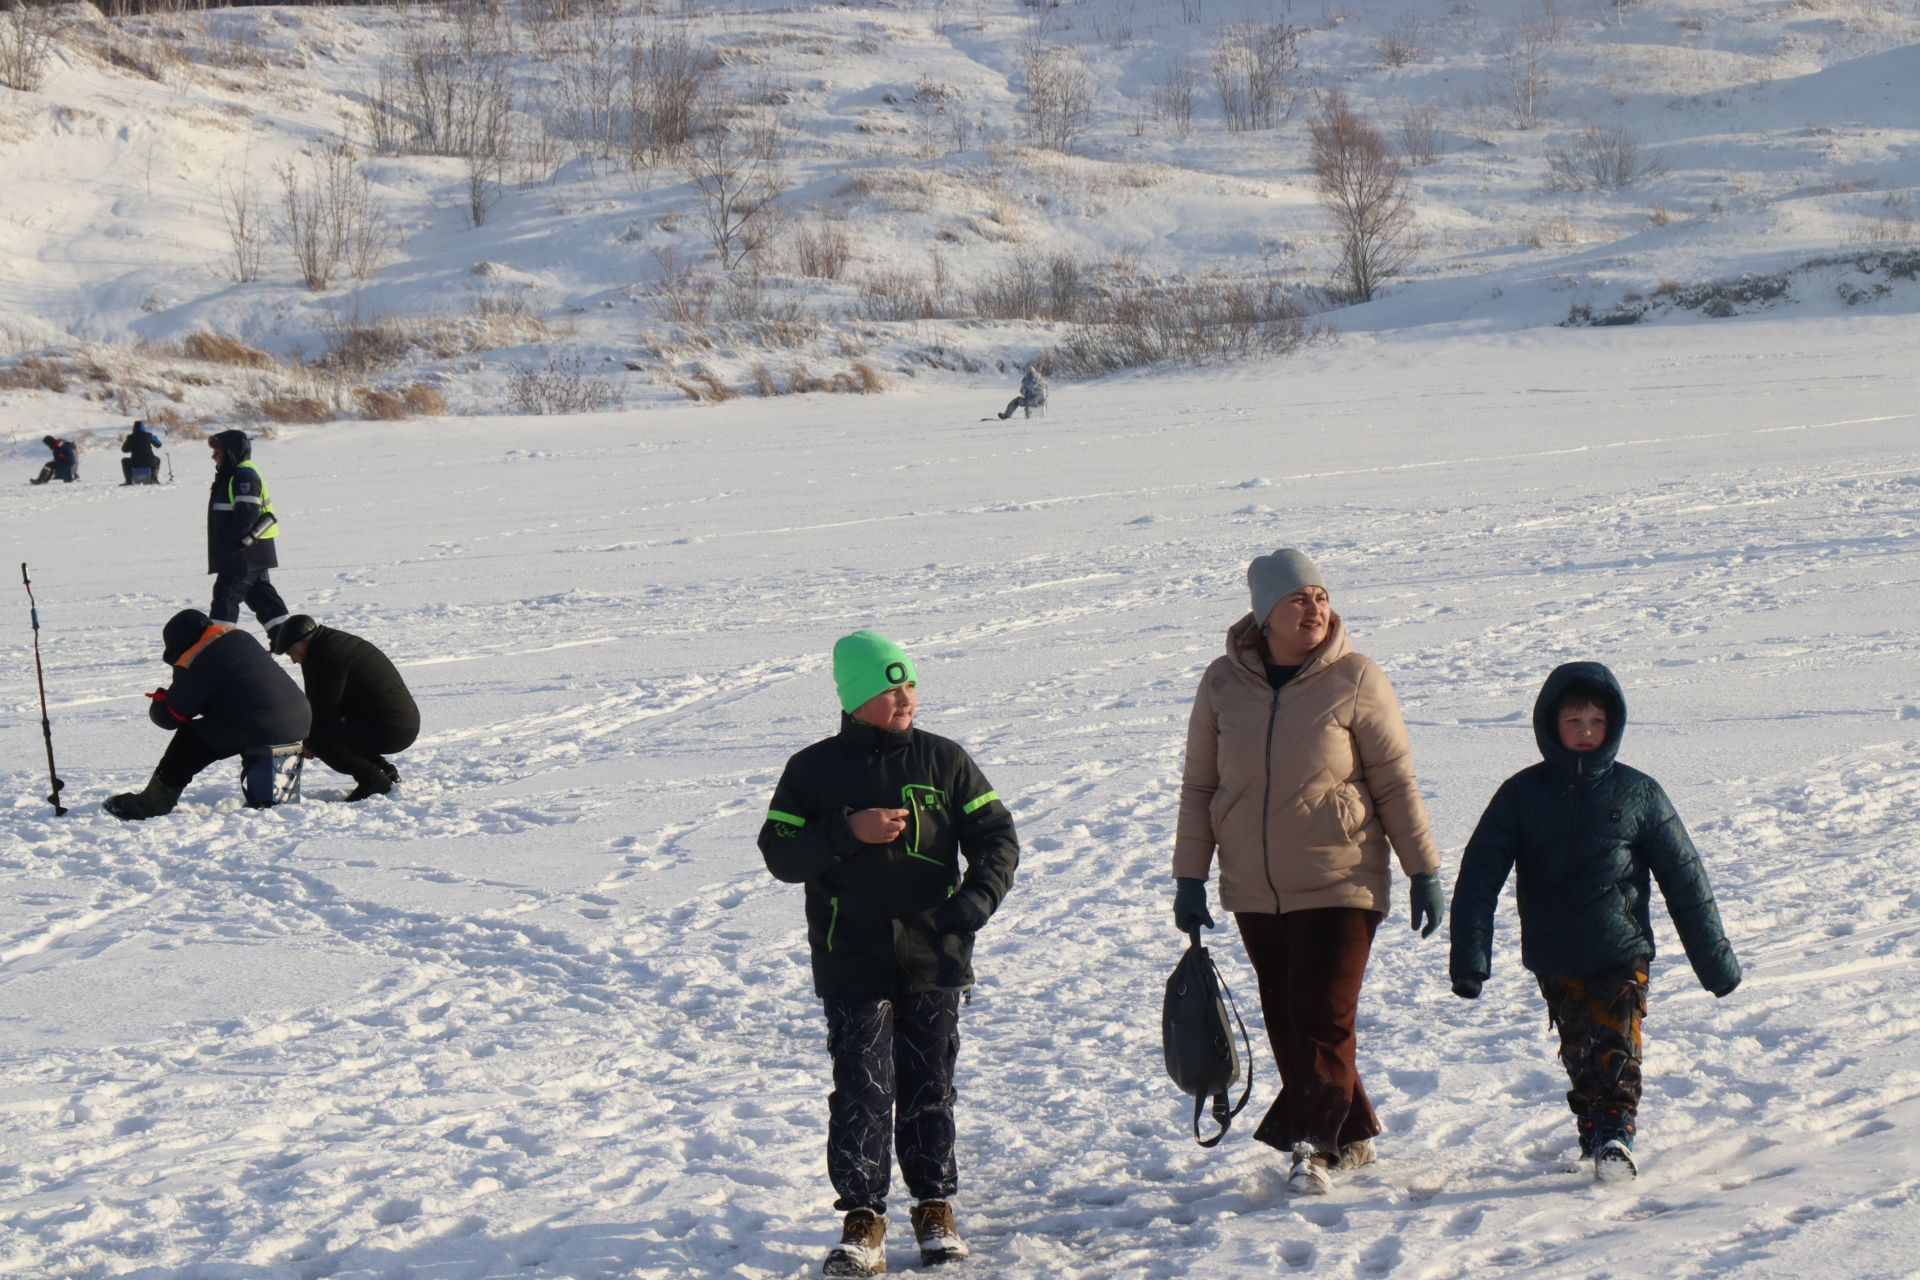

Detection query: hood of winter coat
xmin=1223 ymin=609 xmax=1351 ymax=682
xmin=211 ymin=429 xmax=252 ymax=466
xmin=1532 ymin=661 xmax=1627 ymax=778
xmin=162 ymin=609 xmax=214 ymax=664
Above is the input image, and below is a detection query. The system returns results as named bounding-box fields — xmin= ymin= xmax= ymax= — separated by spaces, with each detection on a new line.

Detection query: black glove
xmin=1173 ymin=877 xmax=1214 ymax=933
xmin=932 ymin=889 xmax=990 ymax=935
xmin=1451 ymin=976 xmax=1483 ymax=999
xmin=1409 ymin=872 xmax=1443 ymax=938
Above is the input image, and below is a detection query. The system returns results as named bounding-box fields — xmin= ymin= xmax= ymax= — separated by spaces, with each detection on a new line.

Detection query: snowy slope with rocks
xmin=4 ymin=311 xmax=1920 ymax=1278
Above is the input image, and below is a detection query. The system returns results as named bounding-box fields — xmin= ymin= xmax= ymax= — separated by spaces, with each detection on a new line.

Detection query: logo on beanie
xmin=886 ymin=661 xmax=908 ymax=685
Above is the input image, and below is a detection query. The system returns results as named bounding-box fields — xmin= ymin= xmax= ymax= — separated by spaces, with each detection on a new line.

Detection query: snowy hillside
xmin=2 ymin=0 xmax=1918 ymax=438
xmin=4 ymin=312 xmax=1919 ymax=1276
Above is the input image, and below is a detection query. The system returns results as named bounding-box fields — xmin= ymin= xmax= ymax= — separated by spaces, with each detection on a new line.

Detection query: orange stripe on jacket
xmin=174 ymin=624 xmax=234 ymax=669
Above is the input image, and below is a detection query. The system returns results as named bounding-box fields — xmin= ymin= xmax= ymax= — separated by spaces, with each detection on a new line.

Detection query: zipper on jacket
xmin=827 ymin=896 xmax=840 ymax=952
xmin=1261 ymin=687 xmax=1284 ymax=913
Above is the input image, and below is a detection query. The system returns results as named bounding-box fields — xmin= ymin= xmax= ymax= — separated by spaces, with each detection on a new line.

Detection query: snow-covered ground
xmin=3 ymin=312 xmax=1918 ymax=1277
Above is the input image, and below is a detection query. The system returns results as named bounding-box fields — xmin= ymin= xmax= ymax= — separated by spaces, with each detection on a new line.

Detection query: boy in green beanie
xmin=760 ymin=631 xmax=1020 ymax=1277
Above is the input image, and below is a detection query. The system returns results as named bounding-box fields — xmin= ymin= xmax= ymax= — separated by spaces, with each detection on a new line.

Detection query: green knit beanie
xmin=833 ymin=630 xmax=917 ymax=713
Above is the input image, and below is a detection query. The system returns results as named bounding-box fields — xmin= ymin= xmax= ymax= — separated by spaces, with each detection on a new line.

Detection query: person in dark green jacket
xmin=1449 ymin=661 xmax=1740 ymax=1183
xmin=759 ymin=631 xmax=1018 ymax=1278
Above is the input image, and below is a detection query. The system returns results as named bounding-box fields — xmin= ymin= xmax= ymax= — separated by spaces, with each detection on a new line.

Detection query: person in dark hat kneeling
xmin=105 ymin=609 xmax=312 ymax=819
xmin=274 ymin=615 xmax=419 ymax=801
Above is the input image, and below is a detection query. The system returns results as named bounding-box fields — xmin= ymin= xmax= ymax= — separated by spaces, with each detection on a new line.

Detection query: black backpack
xmin=1161 ymin=930 xmax=1252 ymax=1147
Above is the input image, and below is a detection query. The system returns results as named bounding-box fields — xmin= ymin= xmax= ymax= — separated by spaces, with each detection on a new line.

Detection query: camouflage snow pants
xmin=1538 ymin=965 xmax=1648 ymax=1123
xmin=822 ymin=991 xmax=961 ymax=1215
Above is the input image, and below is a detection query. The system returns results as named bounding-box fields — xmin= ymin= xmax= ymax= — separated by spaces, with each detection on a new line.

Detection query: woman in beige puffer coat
xmin=1172 ymin=548 xmax=1444 ymax=1193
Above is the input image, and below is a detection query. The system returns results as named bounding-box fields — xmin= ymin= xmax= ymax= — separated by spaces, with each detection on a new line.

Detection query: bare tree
xmin=557 ymin=0 xmax=625 ymax=159
xmin=686 ymin=104 xmax=784 ymax=271
xmin=1210 ymin=22 xmax=1299 ymax=133
xmin=1497 ymin=4 xmax=1559 ymax=129
xmin=1021 ymin=43 xmax=1093 ymax=153
xmin=1152 ymin=59 xmax=1198 ymax=138
xmin=1309 ymin=93 xmax=1418 ymax=303
xmin=217 ymin=164 xmax=267 ymax=283
xmin=0 ymin=0 xmax=59 ymax=92
xmin=1399 ymin=103 xmax=1443 ymax=165
xmin=276 ymin=140 xmax=389 ymax=291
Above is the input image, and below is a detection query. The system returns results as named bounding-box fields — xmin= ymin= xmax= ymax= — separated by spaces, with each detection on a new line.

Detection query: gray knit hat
xmin=1248 ymin=549 xmax=1326 ymax=622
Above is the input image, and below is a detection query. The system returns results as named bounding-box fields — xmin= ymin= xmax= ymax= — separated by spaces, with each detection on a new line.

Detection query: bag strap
xmin=1189 ymin=932 xmax=1254 ymax=1148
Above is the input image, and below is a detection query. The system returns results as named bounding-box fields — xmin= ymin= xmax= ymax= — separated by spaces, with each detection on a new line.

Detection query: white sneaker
xmin=1287 ymin=1142 xmax=1333 ymax=1194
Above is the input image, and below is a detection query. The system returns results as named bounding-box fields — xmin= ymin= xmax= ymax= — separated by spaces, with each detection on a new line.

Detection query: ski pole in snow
xmin=21 ymin=564 xmax=67 ymax=816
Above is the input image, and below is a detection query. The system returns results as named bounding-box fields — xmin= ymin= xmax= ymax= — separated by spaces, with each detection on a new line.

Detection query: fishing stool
xmin=240 ymin=743 xmax=305 ymax=808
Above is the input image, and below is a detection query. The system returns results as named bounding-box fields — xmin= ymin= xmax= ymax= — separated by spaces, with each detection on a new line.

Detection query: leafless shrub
xmin=217 ymin=165 xmax=268 ymax=283
xmin=276 ymin=140 xmax=390 ymax=291
xmin=1399 ymin=104 xmax=1443 ymax=165
xmin=1543 ymin=123 xmax=1667 ymax=192
xmin=1211 ymin=22 xmax=1299 ymax=133
xmin=908 ymin=76 xmax=957 ymax=158
xmin=1524 ymin=216 xmax=1580 ymax=248
xmin=0 ymin=357 xmax=68 ymax=394
xmin=318 ymin=313 xmax=416 ymax=375
xmin=1151 ymin=60 xmax=1198 ymax=138
xmin=748 ymin=364 xmax=778 ymax=396
xmin=506 ymin=352 xmax=617 ymax=415
xmin=686 ymin=101 xmax=786 ymax=271
xmin=1648 ymin=204 xmax=1677 ymax=226
xmin=971 ymin=248 xmax=1048 ymax=320
xmin=770 ymin=364 xmax=887 ymax=396
xmin=789 ymin=215 xmax=853 ymax=279
xmin=252 ymin=396 xmax=333 ymax=425
xmin=402 ymin=383 xmax=448 ymax=416
xmin=1373 ymin=13 xmax=1428 ymax=67
xmin=627 ymin=26 xmax=710 ymax=166
xmin=183 ymin=332 xmax=275 ymax=369
xmin=858 ymin=267 xmax=938 ymax=321
xmin=1047 ymin=277 xmax=1311 ymax=376
xmin=355 ymin=387 xmax=407 ymax=420
xmin=649 ymin=247 xmax=716 ymax=325
xmin=1 ymin=1 xmax=60 ymax=92
xmin=365 ymin=26 xmax=515 ymax=165
xmin=1310 ymin=92 xmax=1418 ymax=302
xmin=1021 ymin=44 xmax=1094 ymax=153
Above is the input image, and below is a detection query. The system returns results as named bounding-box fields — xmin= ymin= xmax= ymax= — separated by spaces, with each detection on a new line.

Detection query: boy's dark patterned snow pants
xmin=822 ymin=991 xmax=961 ymax=1214
xmin=1538 ymin=965 xmax=1648 ymax=1123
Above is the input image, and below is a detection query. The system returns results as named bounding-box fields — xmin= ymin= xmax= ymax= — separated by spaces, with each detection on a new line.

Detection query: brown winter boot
xmin=823 ymin=1208 xmax=886 ymax=1277
xmin=909 ymin=1199 xmax=969 ymax=1265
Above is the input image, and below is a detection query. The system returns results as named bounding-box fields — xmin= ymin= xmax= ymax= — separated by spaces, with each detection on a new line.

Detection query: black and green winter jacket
xmin=1449 ymin=662 xmax=1740 ymax=995
xmin=759 ymin=715 xmax=1019 ymax=997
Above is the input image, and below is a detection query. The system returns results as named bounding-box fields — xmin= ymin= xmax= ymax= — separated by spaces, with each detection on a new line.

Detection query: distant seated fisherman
xmin=995 ymin=366 xmax=1048 ymax=420
xmin=274 ymin=615 xmax=420 ymax=801
xmin=105 ymin=609 xmax=313 ymax=820
xmin=29 ymin=435 xmax=79 ymax=484
xmin=121 ymin=419 xmax=162 ymax=484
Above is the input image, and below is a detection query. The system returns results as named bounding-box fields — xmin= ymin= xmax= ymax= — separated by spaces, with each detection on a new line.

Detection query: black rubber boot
xmin=104 ymin=771 xmax=185 ymax=820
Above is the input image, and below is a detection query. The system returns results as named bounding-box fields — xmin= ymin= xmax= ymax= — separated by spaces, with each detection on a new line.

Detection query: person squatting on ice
xmin=1172 ymin=549 xmax=1445 ymax=1195
xmin=1448 ymin=661 xmax=1741 ymax=1182
xmin=29 ymin=435 xmax=79 ymax=484
xmin=996 ymin=366 xmax=1048 ymax=420
xmin=206 ymin=429 xmax=292 ymax=642
xmin=121 ymin=419 xmax=162 ymax=484
xmin=274 ymin=615 xmax=420 ymax=801
xmin=758 ymin=631 xmax=1020 ymax=1278
xmin=104 ymin=610 xmax=313 ymax=820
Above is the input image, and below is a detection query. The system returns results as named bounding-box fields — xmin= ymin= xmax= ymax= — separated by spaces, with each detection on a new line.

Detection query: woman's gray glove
xmin=1409 ymin=872 xmax=1443 ymax=938
xmin=1173 ymin=877 xmax=1215 ymax=932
